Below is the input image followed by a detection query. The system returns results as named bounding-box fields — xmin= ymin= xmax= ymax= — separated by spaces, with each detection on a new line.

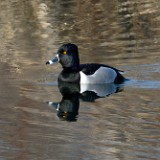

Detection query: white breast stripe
xmin=80 ymin=67 xmax=117 ymax=84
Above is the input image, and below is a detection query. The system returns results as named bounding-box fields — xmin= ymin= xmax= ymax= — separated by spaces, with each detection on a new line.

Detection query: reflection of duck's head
xmin=47 ymin=82 xmax=80 ymax=122
xmin=48 ymin=92 xmax=79 ymax=121
xmin=57 ymin=94 xmax=79 ymax=121
xmin=46 ymin=43 xmax=125 ymax=84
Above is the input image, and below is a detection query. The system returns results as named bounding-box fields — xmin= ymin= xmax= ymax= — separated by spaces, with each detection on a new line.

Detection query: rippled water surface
xmin=0 ymin=0 xmax=160 ymax=160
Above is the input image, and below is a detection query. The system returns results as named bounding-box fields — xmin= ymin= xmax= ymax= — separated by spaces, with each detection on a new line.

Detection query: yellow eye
xmin=63 ymin=51 xmax=67 ymax=54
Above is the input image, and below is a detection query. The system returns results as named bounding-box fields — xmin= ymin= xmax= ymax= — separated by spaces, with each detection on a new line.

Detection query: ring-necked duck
xmin=46 ymin=43 xmax=125 ymax=84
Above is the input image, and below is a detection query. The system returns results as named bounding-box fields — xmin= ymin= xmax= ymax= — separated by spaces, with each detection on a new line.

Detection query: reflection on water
xmin=0 ymin=0 xmax=160 ymax=160
xmin=48 ymin=82 xmax=123 ymax=121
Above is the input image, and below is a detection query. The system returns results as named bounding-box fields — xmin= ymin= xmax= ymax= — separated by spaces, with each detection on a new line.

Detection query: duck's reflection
xmin=48 ymin=82 xmax=123 ymax=121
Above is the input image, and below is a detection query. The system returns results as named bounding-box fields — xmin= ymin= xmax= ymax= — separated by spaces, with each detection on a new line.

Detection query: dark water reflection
xmin=48 ymin=82 xmax=123 ymax=121
xmin=0 ymin=0 xmax=160 ymax=160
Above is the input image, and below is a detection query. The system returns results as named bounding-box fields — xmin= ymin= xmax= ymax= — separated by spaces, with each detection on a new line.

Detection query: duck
xmin=46 ymin=43 xmax=125 ymax=84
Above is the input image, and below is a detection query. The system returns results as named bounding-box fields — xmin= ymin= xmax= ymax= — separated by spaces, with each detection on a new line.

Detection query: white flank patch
xmin=80 ymin=67 xmax=117 ymax=84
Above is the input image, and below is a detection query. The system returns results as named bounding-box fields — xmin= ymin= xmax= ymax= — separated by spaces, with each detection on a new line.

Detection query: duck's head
xmin=46 ymin=43 xmax=80 ymax=69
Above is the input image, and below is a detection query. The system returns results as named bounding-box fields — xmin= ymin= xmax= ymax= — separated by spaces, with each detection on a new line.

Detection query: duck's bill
xmin=46 ymin=54 xmax=59 ymax=65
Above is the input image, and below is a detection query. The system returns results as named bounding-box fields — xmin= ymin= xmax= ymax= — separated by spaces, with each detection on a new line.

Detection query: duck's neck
xmin=63 ymin=66 xmax=80 ymax=72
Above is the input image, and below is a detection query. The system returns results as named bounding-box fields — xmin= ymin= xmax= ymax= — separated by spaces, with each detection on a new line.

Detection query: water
xmin=0 ymin=0 xmax=160 ymax=160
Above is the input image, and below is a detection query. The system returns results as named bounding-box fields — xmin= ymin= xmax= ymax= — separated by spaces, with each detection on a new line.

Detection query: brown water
xmin=0 ymin=0 xmax=160 ymax=160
